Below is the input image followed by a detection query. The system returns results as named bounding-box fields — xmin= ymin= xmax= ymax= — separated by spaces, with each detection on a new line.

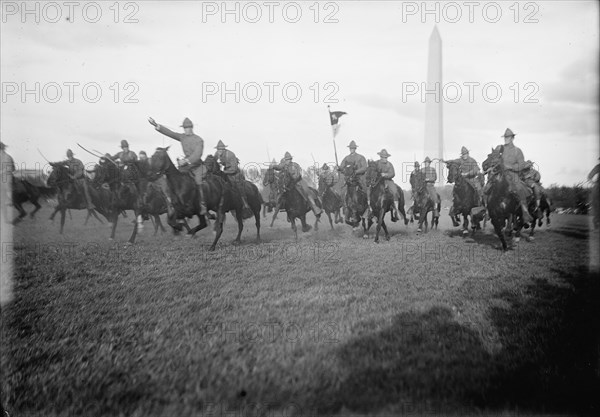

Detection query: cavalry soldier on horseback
xmin=375 ymin=149 xmax=401 ymax=222
xmin=444 ymin=147 xmax=484 ymax=206
xmin=148 ymin=116 xmax=208 ymax=215
xmin=112 ymin=140 xmax=138 ymax=165
xmin=521 ymin=160 xmax=544 ymax=215
xmin=409 ymin=161 xmax=420 ymax=199
xmin=273 ymin=152 xmax=322 ymax=216
xmin=51 ymin=149 xmax=95 ymax=210
xmin=338 ymin=140 xmax=368 ymax=213
xmin=214 ymin=140 xmax=250 ymax=211
xmin=497 ymin=128 xmax=534 ymax=224
xmin=318 ymin=163 xmax=336 ymax=195
xmin=421 ymin=157 xmax=440 ymax=219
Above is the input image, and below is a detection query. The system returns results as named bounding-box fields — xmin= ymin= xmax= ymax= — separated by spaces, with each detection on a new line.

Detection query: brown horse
xmin=445 ymin=160 xmax=485 ymax=235
xmin=150 ymin=148 xmax=260 ymax=250
xmin=364 ymin=160 xmax=408 ymax=242
xmin=341 ymin=163 xmax=369 ymax=236
xmin=279 ymin=169 xmax=321 ymax=241
xmin=11 ymin=176 xmax=55 ymax=224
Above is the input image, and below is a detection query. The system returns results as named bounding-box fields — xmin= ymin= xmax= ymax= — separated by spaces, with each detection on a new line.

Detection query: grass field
xmin=1 ymin=203 xmax=599 ymax=416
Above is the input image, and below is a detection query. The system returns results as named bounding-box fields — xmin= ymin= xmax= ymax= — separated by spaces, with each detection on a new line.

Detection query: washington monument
xmin=424 ymin=26 xmax=443 ymax=179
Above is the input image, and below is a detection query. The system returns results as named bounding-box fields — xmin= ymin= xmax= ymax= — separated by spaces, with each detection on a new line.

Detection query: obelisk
xmin=424 ymin=26 xmax=443 ymax=180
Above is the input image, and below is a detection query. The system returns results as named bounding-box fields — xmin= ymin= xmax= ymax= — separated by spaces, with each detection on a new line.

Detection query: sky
xmin=1 ymin=0 xmax=598 ymax=187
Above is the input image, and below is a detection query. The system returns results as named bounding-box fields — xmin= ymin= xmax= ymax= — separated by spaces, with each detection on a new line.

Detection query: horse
xmin=318 ymin=176 xmax=343 ymax=230
xmin=445 ymin=160 xmax=485 ymax=235
xmin=482 ymin=146 xmax=539 ymax=250
xmin=47 ymin=164 xmax=110 ymax=234
xmin=262 ymin=166 xmax=282 ymax=218
xmin=364 ymin=160 xmax=408 ymax=242
xmin=279 ymin=169 xmax=321 ymax=240
xmin=409 ymin=168 xmax=439 ymax=233
xmin=92 ymin=158 xmax=142 ymax=244
xmin=204 ymin=154 xmax=263 ymax=231
xmin=149 ymin=148 xmax=260 ymax=250
xmin=11 ymin=176 xmax=55 ymax=224
xmin=341 ymin=164 xmax=369 ymax=236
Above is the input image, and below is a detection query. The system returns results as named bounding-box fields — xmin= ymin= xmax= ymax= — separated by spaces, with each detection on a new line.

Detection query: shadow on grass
xmin=311 ymin=267 xmax=600 ymax=415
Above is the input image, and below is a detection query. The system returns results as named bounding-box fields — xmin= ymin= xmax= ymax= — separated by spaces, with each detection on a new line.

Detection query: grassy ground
xmin=1 ymin=203 xmax=599 ymax=416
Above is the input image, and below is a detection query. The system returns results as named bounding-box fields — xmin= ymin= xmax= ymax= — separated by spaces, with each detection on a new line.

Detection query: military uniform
xmin=274 ymin=152 xmax=322 ymax=215
xmin=338 ymin=141 xmax=368 ymax=215
xmin=421 ymin=157 xmax=439 ymax=217
xmin=375 ymin=149 xmax=402 ymax=221
xmin=54 ymin=150 xmax=94 ymax=209
xmin=318 ymin=164 xmax=336 ymax=195
xmin=112 ymin=139 xmax=138 ymax=165
xmin=521 ymin=163 xmax=543 ymax=202
xmin=151 ymin=117 xmax=207 ymax=214
xmin=498 ymin=128 xmax=533 ymax=223
xmin=214 ymin=140 xmax=249 ymax=210
xmin=446 ymin=148 xmax=484 ymax=204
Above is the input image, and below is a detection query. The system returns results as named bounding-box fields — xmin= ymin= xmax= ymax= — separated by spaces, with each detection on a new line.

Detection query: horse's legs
xmin=30 ymin=200 xmax=41 ymax=218
xmin=270 ymin=206 xmax=280 ymax=227
xmin=60 ymin=208 xmax=67 ymax=234
xmin=254 ymin=209 xmax=261 ymax=243
xmin=12 ymin=202 xmax=26 ymax=224
xmin=300 ymin=214 xmax=311 ymax=233
xmin=91 ymin=209 xmax=104 ymax=224
xmin=381 ymin=218 xmax=390 ymax=241
xmin=110 ymin=211 xmax=118 ymax=240
xmin=314 ymin=213 xmax=320 ymax=232
xmin=208 ymin=214 xmax=222 ymax=251
xmin=232 ymin=211 xmax=244 ymax=244
xmin=362 ymin=218 xmax=368 ymax=239
xmin=463 ymin=213 xmax=470 ymax=235
xmin=151 ymin=215 xmax=159 ymax=235
xmin=374 ymin=212 xmax=383 ymax=243
xmin=291 ymin=217 xmax=298 ymax=241
xmin=492 ymin=218 xmax=508 ymax=251
xmin=326 ymin=212 xmax=334 ymax=230
xmin=127 ymin=211 xmax=139 ymax=244
xmin=49 ymin=206 xmax=60 ymax=221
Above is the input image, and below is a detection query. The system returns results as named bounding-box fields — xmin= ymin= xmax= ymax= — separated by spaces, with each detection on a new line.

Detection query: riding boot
xmin=198 ymin=185 xmax=207 ymax=215
xmin=534 ymin=199 xmax=541 ymax=216
xmin=308 ymin=195 xmax=322 ymax=215
xmin=521 ymin=202 xmax=533 ymax=223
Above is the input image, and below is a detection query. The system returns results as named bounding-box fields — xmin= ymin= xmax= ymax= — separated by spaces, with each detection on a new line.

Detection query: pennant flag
xmin=328 ymin=107 xmax=347 ymax=137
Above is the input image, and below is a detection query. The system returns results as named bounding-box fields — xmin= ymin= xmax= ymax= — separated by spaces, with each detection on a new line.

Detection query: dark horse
xmin=482 ymin=146 xmax=540 ymax=250
xmin=11 ymin=176 xmax=55 ymax=224
xmin=279 ymin=169 xmax=321 ymax=240
xmin=262 ymin=165 xmax=282 ymax=218
xmin=149 ymin=148 xmax=260 ymax=250
xmin=408 ymin=168 xmax=438 ymax=233
xmin=47 ymin=164 xmax=110 ymax=234
xmin=341 ymin=164 xmax=369 ymax=237
xmin=364 ymin=160 xmax=408 ymax=242
xmin=318 ymin=177 xmax=343 ymax=230
xmin=93 ymin=158 xmax=143 ymax=244
xmin=445 ymin=160 xmax=485 ymax=235
xmin=204 ymin=154 xmax=263 ymax=227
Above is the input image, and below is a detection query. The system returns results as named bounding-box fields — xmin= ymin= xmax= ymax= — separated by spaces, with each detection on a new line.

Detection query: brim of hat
xmin=501 ymin=134 xmax=516 ymax=137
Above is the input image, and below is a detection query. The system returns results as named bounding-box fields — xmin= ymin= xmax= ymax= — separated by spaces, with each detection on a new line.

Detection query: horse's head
xmin=149 ymin=146 xmax=171 ymax=179
xmin=47 ymin=163 xmax=70 ymax=188
xmin=482 ymin=145 xmax=503 ymax=174
xmin=204 ymin=154 xmax=221 ymax=175
xmin=446 ymin=161 xmax=461 ymax=184
xmin=365 ymin=160 xmax=381 ymax=188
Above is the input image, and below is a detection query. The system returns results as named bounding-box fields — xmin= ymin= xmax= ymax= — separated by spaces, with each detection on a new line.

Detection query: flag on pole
xmin=328 ymin=106 xmax=347 ymax=137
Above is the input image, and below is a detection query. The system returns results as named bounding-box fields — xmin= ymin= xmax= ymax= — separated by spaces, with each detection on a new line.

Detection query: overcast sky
xmin=1 ymin=0 xmax=598 ymax=187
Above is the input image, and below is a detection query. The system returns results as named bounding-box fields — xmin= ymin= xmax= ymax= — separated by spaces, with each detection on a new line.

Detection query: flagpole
xmin=328 ymin=106 xmax=340 ymax=168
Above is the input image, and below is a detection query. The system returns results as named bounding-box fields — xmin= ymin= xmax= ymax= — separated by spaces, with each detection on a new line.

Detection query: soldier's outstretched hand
xmin=148 ymin=117 xmax=157 ymax=127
